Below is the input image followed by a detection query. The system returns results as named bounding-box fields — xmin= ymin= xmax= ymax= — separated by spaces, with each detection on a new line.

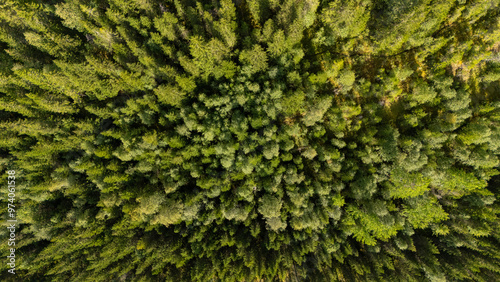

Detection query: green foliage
xmin=389 ymin=168 xmax=431 ymax=199
xmin=258 ymin=194 xmax=282 ymax=219
xmin=0 ymin=0 xmax=499 ymax=281
xmin=319 ymin=0 xmax=371 ymax=41
xmin=239 ymin=44 xmax=268 ymax=74
xmin=403 ymin=195 xmax=449 ymax=229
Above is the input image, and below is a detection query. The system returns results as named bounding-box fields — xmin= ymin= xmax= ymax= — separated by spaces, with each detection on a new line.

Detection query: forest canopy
xmin=0 ymin=0 xmax=499 ymax=281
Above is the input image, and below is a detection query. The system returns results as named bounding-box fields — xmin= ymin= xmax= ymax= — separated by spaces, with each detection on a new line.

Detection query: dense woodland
xmin=0 ymin=0 xmax=499 ymax=281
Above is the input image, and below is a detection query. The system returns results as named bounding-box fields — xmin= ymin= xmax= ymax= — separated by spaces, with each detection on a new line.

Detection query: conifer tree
xmin=0 ymin=0 xmax=499 ymax=281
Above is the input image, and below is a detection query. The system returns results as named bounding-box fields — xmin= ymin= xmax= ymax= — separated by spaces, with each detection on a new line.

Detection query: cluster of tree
xmin=0 ymin=0 xmax=499 ymax=281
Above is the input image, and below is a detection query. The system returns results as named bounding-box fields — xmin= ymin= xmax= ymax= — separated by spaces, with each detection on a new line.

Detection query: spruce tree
xmin=0 ymin=0 xmax=499 ymax=281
